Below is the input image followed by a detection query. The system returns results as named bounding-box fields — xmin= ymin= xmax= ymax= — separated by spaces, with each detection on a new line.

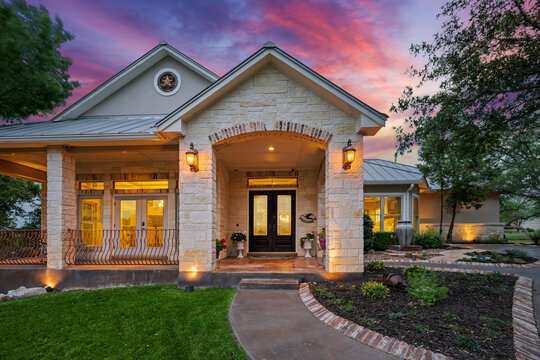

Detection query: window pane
xmin=384 ymin=197 xmax=402 ymax=215
xmin=147 ymin=200 xmax=164 ymax=247
xmin=81 ymin=222 xmax=103 ymax=246
xmin=414 ymin=197 xmax=419 ymax=232
xmin=114 ymin=180 xmax=168 ymax=190
xmin=277 ymin=195 xmax=292 ymax=236
xmin=81 ymin=198 xmax=102 ymax=221
xmin=79 ymin=181 xmax=104 ymax=190
xmin=253 ymin=195 xmax=268 ymax=236
xmin=248 ymin=178 xmax=297 ymax=186
xmin=120 ymin=200 xmax=137 ymax=247
xmin=364 ymin=197 xmax=381 ymax=231
xmin=272 ymin=178 xmax=297 ymax=186
xmin=384 ymin=215 xmax=400 ymax=232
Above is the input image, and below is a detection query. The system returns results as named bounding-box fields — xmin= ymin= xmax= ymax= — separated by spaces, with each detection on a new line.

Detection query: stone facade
xmin=420 ymin=223 xmax=505 ymax=242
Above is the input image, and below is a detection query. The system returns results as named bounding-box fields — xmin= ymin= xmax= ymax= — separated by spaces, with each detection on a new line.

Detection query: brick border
xmin=208 ymin=121 xmax=333 ymax=145
xmin=381 ymin=258 xmax=540 ymax=269
xmin=299 ymin=267 xmax=540 ymax=360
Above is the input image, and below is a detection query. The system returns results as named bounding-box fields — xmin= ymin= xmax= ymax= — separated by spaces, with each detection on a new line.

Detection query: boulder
xmin=7 ymin=286 xmax=46 ymax=300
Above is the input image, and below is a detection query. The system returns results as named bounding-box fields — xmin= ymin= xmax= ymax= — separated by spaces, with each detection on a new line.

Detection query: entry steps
xmin=239 ymin=278 xmax=299 ymax=290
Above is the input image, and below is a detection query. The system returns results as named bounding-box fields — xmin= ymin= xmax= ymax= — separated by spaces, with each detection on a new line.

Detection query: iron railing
xmin=0 ymin=230 xmax=47 ymax=264
xmin=64 ymin=229 xmax=179 ymax=265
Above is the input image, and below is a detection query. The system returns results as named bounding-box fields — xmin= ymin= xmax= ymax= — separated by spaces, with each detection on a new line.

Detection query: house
xmin=363 ymin=159 xmax=504 ymax=241
xmin=0 ymin=42 xmax=388 ymax=286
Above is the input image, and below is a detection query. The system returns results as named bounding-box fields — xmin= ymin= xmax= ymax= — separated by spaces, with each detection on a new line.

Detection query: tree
xmin=0 ymin=175 xmax=41 ymax=229
xmin=500 ymin=195 xmax=540 ymax=238
xmin=392 ymin=0 xmax=539 ymax=206
xmin=0 ymin=0 xmax=79 ymax=122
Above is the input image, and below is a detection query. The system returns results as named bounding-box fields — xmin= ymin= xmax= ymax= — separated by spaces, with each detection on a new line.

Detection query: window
xmin=80 ymin=198 xmax=103 ymax=246
xmin=248 ymin=177 xmax=298 ymax=187
xmin=413 ymin=196 xmax=419 ymax=232
xmin=364 ymin=195 xmax=402 ymax=232
xmin=114 ymin=180 xmax=168 ymax=190
xmin=79 ymin=181 xmax=104 ymax=190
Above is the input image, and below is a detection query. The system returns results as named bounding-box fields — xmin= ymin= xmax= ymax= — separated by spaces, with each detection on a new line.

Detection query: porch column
xmin=178 ymin=138 xmax=217 ymax=278
xmin=40 ymin=182 xmax=47 ymax=230
xmin=325 ymin=134 xmax=364 ymax=273
xmin=46 ymin=146 xmax=76 ymax=269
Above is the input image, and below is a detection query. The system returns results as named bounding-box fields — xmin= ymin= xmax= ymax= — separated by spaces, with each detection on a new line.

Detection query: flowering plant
xmin=231 ymin=232 xmax=246 ymax=242
xmin=316 ymin=228 xmax=326 ymax=238
xmin=216 ymin=238 xmax=227 ymax=251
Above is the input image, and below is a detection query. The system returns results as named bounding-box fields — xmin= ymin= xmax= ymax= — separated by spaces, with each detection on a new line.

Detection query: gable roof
xmin=53 ymin=42 xmax=219 ymax=122
xmin=364 ymin=159 xmax=427 ymax=185
xmin=156 ymin=42 xmax=388 ymax=135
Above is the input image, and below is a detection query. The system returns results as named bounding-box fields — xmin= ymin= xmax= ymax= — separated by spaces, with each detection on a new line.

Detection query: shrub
xmin=455 ymin=334 xmax=479 ymax=351
xmin=530 ymin=230 xmax=540 ymax=242
xmin=407 ymin=272 xmax=448 ymax=306
xmin=373 ymin=231 xmax=398 ymax=251
xmin=361 ymin=281 xmax=389 ymax=299
xmin=403 ymin=264 xmax=428 ymax=279
xmin=505 ymin=249 xmax=529 ymax=259
xmin=526 ymin=228 xmax=535 ymax=233
xmin=412 ymin=229 xmax=444 ymax=248
xmin=366 ymin=260 xmax=386 ymax=271
xmin=487 ymin=272 xmax=503 ymax=282
xmin=363 ymin=214 xmax=375 ymax=252
xmin=476 ymin=234 xmax=506 ymax=244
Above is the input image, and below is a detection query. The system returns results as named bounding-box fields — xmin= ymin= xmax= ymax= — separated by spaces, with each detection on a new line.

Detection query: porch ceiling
xmin=215 ymin=136 xmax=324 ymax=171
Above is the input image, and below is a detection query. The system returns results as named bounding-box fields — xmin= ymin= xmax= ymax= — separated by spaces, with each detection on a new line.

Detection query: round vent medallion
xmin=154 ymin=68 xmax=181 ymax=96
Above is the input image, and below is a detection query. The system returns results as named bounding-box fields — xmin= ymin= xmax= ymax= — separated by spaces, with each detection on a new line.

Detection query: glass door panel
xmin=120 ymin=200 xmax=137 ymax=247
xmin=253 ymin=195 xmax=268 ymax=236
xmin=80 ymin=198 xmax=103 ymax=246
xmin=147 ymin=199 xmax=164 ymax=247
xmin=277 ymin=195 xmax=292 ymax=236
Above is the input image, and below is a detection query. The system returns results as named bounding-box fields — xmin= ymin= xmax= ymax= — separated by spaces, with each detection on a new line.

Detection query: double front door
xmin=115 ymin=197 xmax=167 ymax=252
xmin=249 ymin=191 xmax=295 ymax=252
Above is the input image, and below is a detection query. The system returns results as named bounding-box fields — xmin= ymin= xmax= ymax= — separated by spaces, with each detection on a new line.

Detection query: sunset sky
xmin=30 ymin=0 xmax=447 ymax=165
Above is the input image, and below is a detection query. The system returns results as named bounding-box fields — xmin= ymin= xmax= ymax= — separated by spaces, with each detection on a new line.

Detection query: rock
xmin=368 ymin=249 xmax=376 ymax=254
xmin=405 ymin=252 xmax=414 ymax=258
xmin=380 ymin=274 xmax=407 ymax=287
xmin=0 ymin=294 xmax=8 ymax=302
xmin=7 ymin=286 xmax=46 ymax=300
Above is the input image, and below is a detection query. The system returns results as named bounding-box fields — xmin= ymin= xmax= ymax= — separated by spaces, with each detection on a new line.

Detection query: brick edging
xmin=381 ymin=259 xmax=540 ymax=268
xmin=299 ymin=267 xmax=540 ymax=360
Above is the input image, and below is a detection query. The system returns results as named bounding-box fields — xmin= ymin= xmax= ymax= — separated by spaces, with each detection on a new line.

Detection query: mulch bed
xmin=457 ymin=250 xmax=537 ymax=264
xmin=310 ymin=268 xmax=516 ymax=360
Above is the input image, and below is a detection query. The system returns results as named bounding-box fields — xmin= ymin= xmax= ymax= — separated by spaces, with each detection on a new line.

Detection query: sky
xmin=29 ymin=0 xmax=447 ymax=165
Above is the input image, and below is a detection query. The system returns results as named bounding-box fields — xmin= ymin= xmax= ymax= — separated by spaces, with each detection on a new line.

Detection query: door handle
xmin=141 ymin=221 xmax=145 ymax=227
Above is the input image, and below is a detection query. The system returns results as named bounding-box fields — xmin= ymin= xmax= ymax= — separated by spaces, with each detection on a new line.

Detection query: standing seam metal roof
xmin=363 ymin=159 xmax=424 ymax=184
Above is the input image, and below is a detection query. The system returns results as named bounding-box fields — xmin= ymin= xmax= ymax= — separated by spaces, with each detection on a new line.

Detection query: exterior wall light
xmin=185 ymin=142 xmax=199 ymax=172
xmin=342 ymin=139 xmax=356 ymax=170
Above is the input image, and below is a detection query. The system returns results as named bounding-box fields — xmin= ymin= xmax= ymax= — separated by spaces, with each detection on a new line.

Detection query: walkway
xmin=230 ymin=289 xmax=395 ymax=360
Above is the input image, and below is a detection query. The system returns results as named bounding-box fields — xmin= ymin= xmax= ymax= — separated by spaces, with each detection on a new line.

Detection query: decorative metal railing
xmin=63 ymin=229 xmax=179 ymax=265
xmin=0 ymin=230 xmax=47 ymax=264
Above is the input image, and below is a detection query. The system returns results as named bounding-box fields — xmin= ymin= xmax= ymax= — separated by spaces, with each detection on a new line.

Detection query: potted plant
xmin=215 ymin=238 xmax=227 ymax=259
xmin=301 ymin=232 xmax=315 ymax=258
xmin=231 ymin=232 xmax=247 ymax=258
xmin=317 ymin=227 xmax=326 ymax=250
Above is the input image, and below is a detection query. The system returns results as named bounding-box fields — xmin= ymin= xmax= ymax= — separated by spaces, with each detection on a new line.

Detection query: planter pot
xmin=216 ymin=250 xmax=220 ymax=259
xmin=303 ymin=239 xmax=313 ymax=258
xmin=396 ymin=220 xmax=414 ymax=246
xmin=319 ymin=238 xmax=326 ymax=250
xmin=236 ymin=240 xmax=245 ymax=259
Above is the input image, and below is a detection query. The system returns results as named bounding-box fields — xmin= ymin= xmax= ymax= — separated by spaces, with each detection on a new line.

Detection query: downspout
xmin=406 ymin=184 xmax=414 ymax=222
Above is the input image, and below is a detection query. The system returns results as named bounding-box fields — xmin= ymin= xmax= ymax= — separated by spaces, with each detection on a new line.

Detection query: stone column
xmin=46 ymin=146 xmax=76 ymax=269
xmin=324 ymin=134 xmax=364 ymax=273
xmin=40 ymin=182 xmax=47 ymax=230
xmin=178 ymin=138 xmax=217 ymax=283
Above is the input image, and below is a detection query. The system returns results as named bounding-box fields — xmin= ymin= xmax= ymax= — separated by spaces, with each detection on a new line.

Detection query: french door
xmin=114 ymin=197 xmax=167 ymax=254
xmin=249 ymin=191 xmax=295 ymax=252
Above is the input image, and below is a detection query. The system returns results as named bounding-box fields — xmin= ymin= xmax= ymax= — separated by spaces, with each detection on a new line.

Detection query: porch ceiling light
xmin=343 ymin=139 xmax=356 ymax=170
xmin=185 ymin=142 xmax=199 ymax=172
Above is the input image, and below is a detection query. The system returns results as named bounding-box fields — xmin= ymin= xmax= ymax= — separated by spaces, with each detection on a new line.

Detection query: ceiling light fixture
xmin=268 ymin=146 xmax=275 ymax=151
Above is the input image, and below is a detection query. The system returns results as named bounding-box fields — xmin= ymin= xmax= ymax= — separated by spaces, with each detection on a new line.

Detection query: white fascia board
xmin=356 ymin=113 xmax=386 ymax=133
xmin=0 ymin=133 xmax=158 ymax=144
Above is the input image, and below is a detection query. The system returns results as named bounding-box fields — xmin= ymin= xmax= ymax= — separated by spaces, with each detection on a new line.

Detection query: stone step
xmin=239 ymin=278 xmax=299 ymax=290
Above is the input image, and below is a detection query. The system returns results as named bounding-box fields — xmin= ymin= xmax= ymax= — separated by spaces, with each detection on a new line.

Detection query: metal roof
xmin=0 ymin=115 xmax=164 ymax=139
xmin=364 ymin=159 xmax=424 ymax=184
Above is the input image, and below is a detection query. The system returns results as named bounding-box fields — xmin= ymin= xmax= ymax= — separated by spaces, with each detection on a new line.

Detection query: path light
xmin=44 ymin=286 xmax=54 ymax=293
xmin=342 ymin=139 xmax=356 ymax=170
xmin=185 ymin=142 xmax=199 ymax=172
xmin=185 ymin=285 xmax=194 ymax=293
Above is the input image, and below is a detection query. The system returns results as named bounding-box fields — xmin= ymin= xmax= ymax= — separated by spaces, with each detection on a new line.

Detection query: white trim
xmin=154 ymin=68 xmax=181 ymax=96
xmin=364 ymin=192 xmax=405 ymax=232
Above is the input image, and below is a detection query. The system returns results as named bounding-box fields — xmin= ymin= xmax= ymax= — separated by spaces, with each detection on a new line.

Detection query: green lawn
xmin=0 ymin=285 xmax=245 ymax=360
xmin=505 ymin=232 xmax=534 ymax=242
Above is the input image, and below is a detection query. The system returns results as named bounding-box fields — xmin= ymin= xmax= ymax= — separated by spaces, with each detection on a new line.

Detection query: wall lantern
xmin=342 ymin=139 xmax=356 ymax=170
xmin=185 ymin=142 xmax=199 ymax=172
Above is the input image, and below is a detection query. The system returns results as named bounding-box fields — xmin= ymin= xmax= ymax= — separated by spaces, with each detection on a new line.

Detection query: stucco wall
xmin=82 ymin=56 xmax=212 ymax=117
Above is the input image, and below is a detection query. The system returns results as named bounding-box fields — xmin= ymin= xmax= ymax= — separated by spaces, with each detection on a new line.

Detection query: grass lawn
xmin=505 ymin=232 xmax=533 ymax=242
xmin=0 ymin=285 xmax=245 ymax=360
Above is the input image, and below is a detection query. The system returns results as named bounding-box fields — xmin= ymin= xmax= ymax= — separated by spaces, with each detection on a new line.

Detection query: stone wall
xmin=420 ymin=223 xmax=505 ymax=242
xmin=217 ymin=163 xmax=230 ymax=259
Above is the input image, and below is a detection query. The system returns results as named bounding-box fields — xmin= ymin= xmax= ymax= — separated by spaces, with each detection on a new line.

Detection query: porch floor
xmin=215 ymin=257 xmax=326 ymax=273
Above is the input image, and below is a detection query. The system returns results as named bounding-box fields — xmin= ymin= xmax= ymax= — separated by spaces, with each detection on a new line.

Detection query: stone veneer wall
xmin=420 ymin=223 xmax=505 ymax=242
xmin=181 ymin=64 xmax=364 ymax=272
xmin=217 ymin=164 xmax=230 ymax=259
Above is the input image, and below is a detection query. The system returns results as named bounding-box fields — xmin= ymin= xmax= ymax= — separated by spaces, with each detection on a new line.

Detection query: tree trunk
xmin=446 ymin=200 xmax=457 ymax=242
xmin=504 ymin=225 xmax=531 ymax=240
xmin=439 ymin=191 xmax=444 ymax=235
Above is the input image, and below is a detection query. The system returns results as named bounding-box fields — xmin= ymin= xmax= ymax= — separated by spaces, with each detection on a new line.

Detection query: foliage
xmin=361 ymin=281 xmax=389 ymax=300
xmin=0 ymin=175 xmax=41 ymax=229
xmin=412 ymin=323 xmax=429 ymax=334
xmin=0 ymin=0 xmax=79 ymax=122
xmin=500 ymin=195 xmax=540 ymax=227
xmin=314 ymin=287 xmax=334 ymax=299
xmin=412 ymin=229 xmax=444 ymax=248
xmin=504 ymin=249 xmax=529 ymax=259
xmin=300 ymin=232 xmax=315 ymax=247
xmin=455 ymin=333 xmax=480 ymax=351
xmin=392 ymin=0 xmax=540 ymax=236
xmin=487 ymin=272 xmax=503 ymax=282
xmin=479 ymin=316 xmax=509 ymax=328
xmin=475 ymin=234 xmax=507 ymax=244
xmin=388 ymin=312 xmax=404 ymax=320
xmin=372 ymin=231 xmax=397 ymax=251
xmin=215 ymin=238 xmax=227 ymax=252
xmin=442 ymin=311 xmax=458 ymax=320
xmin=358 ymin=317 xmax=376 ymax=327
xmin=403 ymin=264 xmax=428 ymax=279
xmin=363 ymin=214 xmax=374 ymax=251
xmin=531 ymin=231 xmax=540 ymax=242
xmin=316 ymin=227 xmax=325 ymax=238
xmin=365 ymin=260 xmax=386 ymax=271
xmin=230 ymin=232 xmax=246 ymax=242
xmin=0 ymin=286 xmax=245 ymax=359
xmin=407 ymin=272 xmax=448 ymax=306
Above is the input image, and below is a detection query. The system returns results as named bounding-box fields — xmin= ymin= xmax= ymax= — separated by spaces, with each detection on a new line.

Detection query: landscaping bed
xmin=457 ymin=249 xmax=537 ymax=264
xmin=310 ymin=266 xmax=516 ymax=360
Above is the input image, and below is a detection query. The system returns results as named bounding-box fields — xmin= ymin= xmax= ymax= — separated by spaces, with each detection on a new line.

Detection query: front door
xmin=115 ymin=197 xmax=167 ymax=256
xmin=249 ymin=191 xmax=295 ymax=252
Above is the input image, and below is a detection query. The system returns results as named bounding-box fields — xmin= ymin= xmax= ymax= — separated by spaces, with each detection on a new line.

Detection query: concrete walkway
xmin=230 ymin=289 xmax=395 ymax=360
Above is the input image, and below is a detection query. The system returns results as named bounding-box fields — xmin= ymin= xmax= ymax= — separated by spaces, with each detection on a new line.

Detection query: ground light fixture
xmin=185 ymin=285 xmax=194 ymax=293
xmin=185 ymin=142 xmax=199 ymax=172
xmin=44 ymin=286 xmax=54 ymax=293
xmin=342 ymin=139 xmax=356 ymax=170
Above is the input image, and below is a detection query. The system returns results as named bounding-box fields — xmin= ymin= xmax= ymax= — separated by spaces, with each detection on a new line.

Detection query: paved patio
xmin=215 ymin=257 xmax=326 ymax=273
